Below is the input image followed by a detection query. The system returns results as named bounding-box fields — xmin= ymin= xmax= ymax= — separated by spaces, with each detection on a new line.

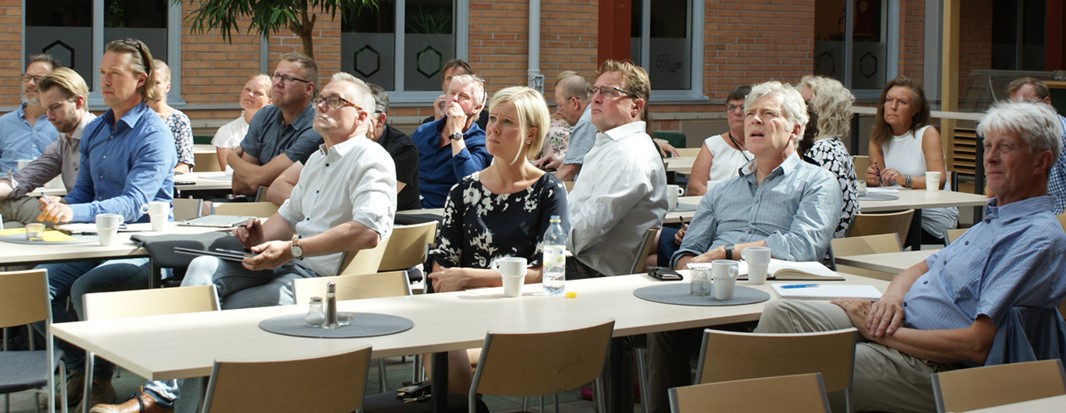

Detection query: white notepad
xmin=771 ymin=283 xmax=883 ymax=301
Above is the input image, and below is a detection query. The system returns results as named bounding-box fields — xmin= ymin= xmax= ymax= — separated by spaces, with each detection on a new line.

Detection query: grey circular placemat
xmin=259 ymin=313 xmax=414 ymax=339
xmin=0 ymin=233 xmax=98 ymax=245
xmin=859 ymin=193 xmax=899 ymax=201
xmin=633 ymin=283 xmax=770 ymax=306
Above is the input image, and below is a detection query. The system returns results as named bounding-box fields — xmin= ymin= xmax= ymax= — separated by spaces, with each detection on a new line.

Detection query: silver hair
xmin=746 ymin=81 xmax=809 ymax=147
xmin=329 ymin=72 xmax=375 ymax=114
xmin=449 ymin=74 xmax=487 ymax=108
xmin=977 ymin=100 xmax=1063 ymax=162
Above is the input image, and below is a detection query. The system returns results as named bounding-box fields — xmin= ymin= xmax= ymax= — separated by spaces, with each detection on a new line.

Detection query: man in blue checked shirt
xmin=755 ymin=101 xmax=1066 ymax=413
xmin=35 ymin=38 xmax=176 ymax=410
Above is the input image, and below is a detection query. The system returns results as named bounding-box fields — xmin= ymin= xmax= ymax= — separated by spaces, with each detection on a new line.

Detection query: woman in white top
xmin=687 ymin=85 xmax=752 ymax=196
xmin=211 ymin=74 xmax=271 ymax=170
xmin=866 ymin=76 xmax=957 ymax=242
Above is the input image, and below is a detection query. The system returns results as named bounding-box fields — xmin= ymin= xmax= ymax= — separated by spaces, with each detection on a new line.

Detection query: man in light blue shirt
xmin=35 ymin=39 xmax=176 ymax=410
xmin=0 ymin=54 xmax=60 ymax=174
xmin=754 ymin=101 xmax=1066 ymax=413
xmin=647 ymin=82 xmax=841 ymax=413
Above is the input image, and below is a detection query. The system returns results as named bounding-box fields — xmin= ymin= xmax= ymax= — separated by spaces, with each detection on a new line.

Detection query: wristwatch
xmin=449 ymin=132 xmax=464 ymax=141
xmin=290 ymin=235 xmax=304 ymax=260
xmin=724 ymin=244 xmax=735 ymax=260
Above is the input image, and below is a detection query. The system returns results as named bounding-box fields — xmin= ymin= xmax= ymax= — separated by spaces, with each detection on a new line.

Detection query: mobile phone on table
xmin=648 ymin=266 xmax=683 ymax=281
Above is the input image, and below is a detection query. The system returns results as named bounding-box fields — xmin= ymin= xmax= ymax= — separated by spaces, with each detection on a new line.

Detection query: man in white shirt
xmin=566 ymin=60 xmax=668 ymax=278
xmin=210 ymin=74 xmax=271 ymax=170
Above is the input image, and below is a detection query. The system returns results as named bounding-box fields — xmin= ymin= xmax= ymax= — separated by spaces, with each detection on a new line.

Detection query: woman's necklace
xmin=728 ymin=132 xmax=751 ymax=161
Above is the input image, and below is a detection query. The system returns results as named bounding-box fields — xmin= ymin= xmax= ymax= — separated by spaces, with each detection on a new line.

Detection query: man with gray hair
xmin=1008 ymin=76 xmax=1066 ymax=214
xmin=368 ymin=82 xmax=421 ymax=210
xmin=413 ymin=73 xmax=490 ymax=208
xmin=549 ymin=71 xmax=593 ymax=180
xmin=646 ymin=81 xmax=841 ymax=413
xmin=0 ymin=54 xmax=60 ymax=175
xmin=752 ymin=101 xmax=1066 ymax=412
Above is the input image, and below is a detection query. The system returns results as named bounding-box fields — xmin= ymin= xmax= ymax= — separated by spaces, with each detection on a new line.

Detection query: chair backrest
xmin=696 ymin=328 xmax=857 ymax=394
xmin=630 ymin=225 xmax=661 ymax=274
xmin=193 ymin=152 xmax=222 ymax=172
xmin=852 ymin=155 xmax=870 ymax=179
xmin=378 ymin=221 xmax=438 ymax=272
xmin=669 ymin=373 xmax=831 ymax=413
xmin=563 ymin=180 xmax=575 ymax=192
xmin=338 ymin=237 xmax=389 ymax=275
xmin=83 ymin=285 xmax=220 ymax=321
xmin=172 ymin=197 xmax=204 ymax=221
xmin=292 ymin=271 xmax=410 ymax=304
xmin=848 ymin=209 xmax=914 ymax=244
xmin=943 ymin=228 xmax=968 ymax=245
xmin=1057 ymin=213 xmax=1066 ymax=232
xmin=830 ymin=234 xmax=901 ymax=258
xmin=201 ymin=346 xmax=372 ymax=413
xmin=212 ymin=201 xmax=278 ymax=218
xmin=931 ymin=359 xmax=1066 ymax=413
xmin=470 ymin=320 xmax=615 ymax=401
xmin=0 ymin=269 xmax=49 ymax=328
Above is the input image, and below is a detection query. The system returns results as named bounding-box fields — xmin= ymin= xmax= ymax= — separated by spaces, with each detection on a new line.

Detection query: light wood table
xmin=173 ymin=171 xmax=234 ymax=197
xmin=0 ymin=224 xmax=225 ymax=267
xmin=835 ymin=250 xmax=937 ymax=274
xmin=664 ymin=196 xmax=701 ymax=224
xmin=859 ymin=188 xmax=988 ymax=250
xmin=960 ymin=394 xmax=1066 ymax=412
xmin=665 ymin=156 xmax=695 ymax=174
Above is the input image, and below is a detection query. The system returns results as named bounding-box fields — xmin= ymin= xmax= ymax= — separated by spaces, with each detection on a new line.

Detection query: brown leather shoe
xmin=49 ymin=372 xmax=115 ymax=409
xmin=89 ymin=390 xmax=172 ymax=413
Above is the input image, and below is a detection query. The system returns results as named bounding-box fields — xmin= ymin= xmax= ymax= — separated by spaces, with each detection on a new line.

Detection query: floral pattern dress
xmin=541 ymin=117 xmax=570 ymax=164
xmin=431 ymin=172 xmax=569 ymax=269
xmin=805 ymin=137 xmax=858 ymax=238
xmin=166 ymin=111 xmax=195 ymax=168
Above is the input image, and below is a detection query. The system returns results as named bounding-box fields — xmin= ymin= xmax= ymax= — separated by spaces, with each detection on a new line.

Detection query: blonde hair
xmin=37 ymin=67 xmax=88 ymax=101
xmin=802 ymin=76 xmax=854 ymax=141
xmin=105 ymin=39 xmax=158 ymax=102
xmin=489 ymin=86 xmax=551 ymax=163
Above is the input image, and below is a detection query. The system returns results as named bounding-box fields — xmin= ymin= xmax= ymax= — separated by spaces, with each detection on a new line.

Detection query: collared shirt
xmin=211 ymin=116 xmax=249 ymax=149
xmin=903 ymin=195 xmax=1066 ymax=332
xmin=0 ymin=102 xmax=59 ymax=173
xmin=1045 ymin=114 xmax=1066 ymax=214
xmin=66 ymin=102 xmax=176 ymax=223
xmin=413 ymin=117 xmax=490 ymax=208
xmin=378 ymin=125 xmax=421 ymax=211
xmin=561 ymin=105 xmax=594 ymax=166
xmin=568 ymin=120 xmax=668 ymax=275
xmin=239 ymin=103 xmax=323 ymax=165
xmin=278 ymin=135 xmax=397 ymax=276
xmin=4 ymin=112 xmax=96 ymax=198
xmin=672 ymin=153 xmax=842 ymax=268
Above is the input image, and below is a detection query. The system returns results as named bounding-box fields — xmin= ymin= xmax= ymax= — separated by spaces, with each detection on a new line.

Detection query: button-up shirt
xmin=0 ymin=102 xmax=59 ymax=173
xmin=1044 ymin=114 xmax=1066 ymax=214
xmin=3 ymin=112 xmax=96 ymax=198
xmin=903 ymin=195 xmax=1066 ymax=332
xmin=413 ymin=117 xmax=490 ymax=208
xmin=66 ymin=103 xmax=175 ymax=223
xmin=568 ymin=120 xmax=668 ymax=275
xmin=278 ymin=135 xmax=396 ymax=276
xmin=240 ymin=103 xmax=322 ymax=165
xmin=672 ymin=152 xmax=841 ymax=268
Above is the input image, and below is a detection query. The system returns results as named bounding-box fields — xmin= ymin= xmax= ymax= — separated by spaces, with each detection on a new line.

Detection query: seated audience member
xmin=534 ymin=71 xmax=581 ymax=171
xmin=797 ymin=75 xmax=859 ymax=238
xmin=1007 ymin=77 xmax=1066 ymax=213
xmin=368 ymin=83 xmax=422 ymax=210
xmin=428 ymin=85 xmax=568 ymax=393
xmin=35 ymin=39 xmax=176 ymax=410
xmin=147 ymin=59 xmax=194 ymax=173
xmin=0 ymin=68 xmax=95 ymax=227
xmin=227 ymin=53 xmax=322 ymax=196
xmin=866 ymin=76 xmax=957 ymax=244
xmin=422 ymin=58 xmax=489 ymax=129
xmin=413 ymin=74 xmax=491 ymax=208
xmin=688 ymin=85 xmax=752 ymax=196
xmin=755 ymin=100 xmax=1066 ymax=413
xmin=566 ymin=60 xmax=667 ymax=278
xmin=552 ymin=71 xmax=594 ymax=181
xmin=645 ymin=81 xmax=842 ymax=413
xmin=0 ymin=54 xmax=60 ymax=175
xmin=211 ymin=74 xmax=271 ymax=171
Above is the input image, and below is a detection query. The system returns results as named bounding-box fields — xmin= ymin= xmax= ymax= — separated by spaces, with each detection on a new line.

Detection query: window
xmin=630 ymin=0 xmax=704 ymax=101
xmin=813 ymin=0 xmax=899 ymax=98
xmin=342 ymin=0 xmax=467 ymax=103
xmin=25 ymin=0 xmax=182 ymax=105
xmin=991 ymin=0 xmax=1045 ymax=70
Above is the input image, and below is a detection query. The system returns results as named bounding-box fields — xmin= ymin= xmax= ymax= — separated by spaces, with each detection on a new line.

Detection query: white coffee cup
xmin=740 ymin=246 xmax=772 ymax=285
xmin=496 ymin=257 xmax=527 ymax=297
xmin=711 ymin=259 xmax=738 ymax=300
xmin=666 ymin=184 xmax=685 ymax=211
xmin=95 ymin=213 xmax=123 ymax=246
xmin=925 ymin=171 xmax=942 ymax=192
xmin=147 ymin=201 xmax=170 ymax=232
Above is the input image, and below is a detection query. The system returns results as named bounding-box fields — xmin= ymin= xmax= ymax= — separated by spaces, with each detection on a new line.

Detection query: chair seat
xmin=0 ymin=349 xmax=62 ymax=393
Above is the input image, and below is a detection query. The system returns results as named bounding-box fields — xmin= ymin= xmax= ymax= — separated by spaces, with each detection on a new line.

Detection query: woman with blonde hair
xmin=148 ymin=59 xmax=195 ymax=173
xmin=797 ymin=75 xmax=858 ymax=238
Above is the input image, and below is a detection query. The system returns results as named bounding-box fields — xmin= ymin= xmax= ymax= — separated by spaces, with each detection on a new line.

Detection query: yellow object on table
xmin=0 ymin=227 xmax=77 ymax=242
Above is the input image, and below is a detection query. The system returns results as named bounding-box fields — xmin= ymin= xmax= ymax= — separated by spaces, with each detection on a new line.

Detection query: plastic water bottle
xmin=542 ymin=215 xmax=567 ymax=295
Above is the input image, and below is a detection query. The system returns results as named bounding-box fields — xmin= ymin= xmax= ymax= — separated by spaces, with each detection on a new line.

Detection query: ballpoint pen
xmin=780 ymin=283 xmax=819 ymax=289
xmin=873 ymin=161 xmax=884 ymax=186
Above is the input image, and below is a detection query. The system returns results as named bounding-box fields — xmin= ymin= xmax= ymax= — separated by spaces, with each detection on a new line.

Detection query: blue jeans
xmin=35 ymin=258 xmax=150 ymax=375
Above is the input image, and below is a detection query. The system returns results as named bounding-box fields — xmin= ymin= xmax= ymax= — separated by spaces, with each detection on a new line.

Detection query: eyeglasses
xmin=587 ymin=85 xmax=637 ymax=99
xmin=20 ymin=74 xmax=44 ymax=83
xmin=727 ymin=104 xmax=744 ymax=113
xmin=272 ymin=72 xmax=311 ymax=85
xmin=313 ymin=95 xmax=361 ymax=111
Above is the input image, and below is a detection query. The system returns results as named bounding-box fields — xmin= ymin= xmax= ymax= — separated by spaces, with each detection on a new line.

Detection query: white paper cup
xmin=146 ymin=201 xmax=169 ymax=231
xmin=96 ymin=213 xmax=123 ymax=246
xmin=502 ymin=274 xmax=524 ymax=297
xmin=667 ymin=184 xmax=682 ymax=210
xmin=925 ymin=171 xmax=942 ymax=192
xmin=496 ymin=257 xmax=527 ymax=297
xmin=741 ymin=246 xmax=772 ymax=285
xmin=25 ymin=223 xmax=44 ymax=241
xmin=711 ymin=259 xmax=738 ymax=300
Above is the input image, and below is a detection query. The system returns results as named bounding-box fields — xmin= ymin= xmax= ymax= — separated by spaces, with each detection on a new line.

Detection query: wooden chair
xmin=378 ymin=221 xmax=437 ymax=272
xmin=669 ymin=373 xmax=831 ymax=413
xmin=695 ymin=328 xmax=857 ymax=411
xmin=943 ymin=228 xmax=968 ymax=245
xmin=193 ymin=152 xmax=222 ymax=172
xmin=630 ymin=225 xmax=661 ymax=274
xmin=0 ymin=269 xmax=67 ymax=413
xmin=563 ymin=180 xmax=575 ymax=192
xmin=81 ymin=286 xmax=220 ymax=410
xmin=211 ymin=201 xmax=278 ymax=218
xmin=830 ymin=234 xmax=901 ymax=280
xmin=201 ymin=346 xmax=372 ymax=413
xmin=851 ymin=155 xmax=869 ymax=180
xmin=172 ymin=197 xmax=204 ymax=221
xmin=469 ymin=320 xmax=615 ymax=413
xmin=931 ymin=359 xmax=1066 ymax=413
xmin=848 ymin=209 xmax=914 ymax=247
xmin=1057 ymin=213 xmax=1066 ymax=232
xmin=338 ymin=238 xmax=389 ymax=276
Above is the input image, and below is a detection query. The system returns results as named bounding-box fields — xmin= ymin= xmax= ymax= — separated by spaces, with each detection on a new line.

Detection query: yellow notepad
xmin=0 ymin=228 xmax=77 ymax=242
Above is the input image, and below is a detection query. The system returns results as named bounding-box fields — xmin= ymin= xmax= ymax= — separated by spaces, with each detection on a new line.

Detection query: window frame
xmin=633 ymin=0 xmax=706 ymax=102
xmin=840 ymin=0 xmax=900 ymax=101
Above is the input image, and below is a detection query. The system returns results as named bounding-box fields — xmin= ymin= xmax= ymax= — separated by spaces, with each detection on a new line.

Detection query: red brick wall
xmin=957 ymin=0 xmax=993 ymax=106
xmin=0 ymin=0 xmax=25 ymax=107
xmin=898 ymin=0 xmax=926 ymax=83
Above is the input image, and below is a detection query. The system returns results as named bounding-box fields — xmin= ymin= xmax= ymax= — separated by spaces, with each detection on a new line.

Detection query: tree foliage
xmin=173 ymin=0 xmax=378 ymax=58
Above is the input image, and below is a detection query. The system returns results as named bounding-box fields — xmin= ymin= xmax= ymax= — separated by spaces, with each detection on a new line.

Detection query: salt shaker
xmin=304 ymin=296 xmax=325 ymax=326
xmin=324 ymin=282 xmax=338 ymax=329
